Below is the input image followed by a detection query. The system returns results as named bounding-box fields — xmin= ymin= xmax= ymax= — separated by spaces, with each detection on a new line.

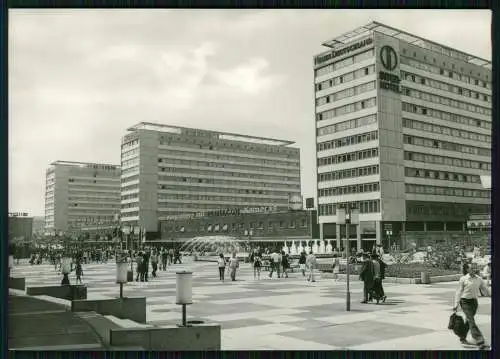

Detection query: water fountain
xmin=180 ymin=235 xmax=248 ymax=259
xmin=312 ymin=241 xmax=318 ymax=254
xmin=326 ymin=241 xmax=333 ymax=254
xmin=284 ymin=243 xmax=291 ymax=254
xmin=319 ymin=240 xmax=326 ymax=254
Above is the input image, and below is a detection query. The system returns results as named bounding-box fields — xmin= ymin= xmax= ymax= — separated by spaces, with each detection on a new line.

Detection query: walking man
xmin=359 ymin=253 xmax=375 ymax=304
xmin=306 ymin=250 xmax=317 ymax=282
xmin=453 ymin=264 xmax=490 ymax=350
xmin=268 ymin=249 xmax=280 ymax=278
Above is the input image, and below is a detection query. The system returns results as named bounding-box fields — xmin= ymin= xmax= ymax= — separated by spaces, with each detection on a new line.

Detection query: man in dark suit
xmin=370 ymin=253 xmax=387 ymax=303
xmin=359 ymin=252 xmax=375 ymax=304
xmin=142 ymin=250 xmax=151 ymax=282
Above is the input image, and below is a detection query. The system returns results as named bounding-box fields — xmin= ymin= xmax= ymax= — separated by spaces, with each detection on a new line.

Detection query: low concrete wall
xmin=75 ymin=311 xmax=122 ymax=347
xmin=429 ymin=274 xmax=461 ymax=283
xmin=26 ymin=285 xmax=87 ymax=301
xmin=110 ymin=324 xmax=221 ymax=350
xmin=321 ymin=273 xmax=460 ymax=284
xmin=9 ymin=277 xmax=25 ymax=291
xmin=71 ymin=297 xmax=146 ymax=324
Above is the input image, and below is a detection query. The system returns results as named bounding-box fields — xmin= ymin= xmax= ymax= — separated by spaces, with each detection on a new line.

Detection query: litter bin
xmin=420 ymin=271 xmax=430 ymax=284
xmin=176 ymin=271 xmax=193 ymax=326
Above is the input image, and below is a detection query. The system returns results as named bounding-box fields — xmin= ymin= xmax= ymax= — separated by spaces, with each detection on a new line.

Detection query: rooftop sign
xmin=315 ymin=38 xmax=373 ymax=65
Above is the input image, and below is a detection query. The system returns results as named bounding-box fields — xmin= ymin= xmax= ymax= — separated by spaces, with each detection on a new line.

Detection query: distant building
xmin=314 ymin=22 xmax=491 ymax=251
xmin=44 ymin=161 xmax=121 ymax=235
xmin=156 ymin=208 xmax=319 ymax=247
xmin=9 ymin=213 xmax=33 ymax=243
xmin=32 ymin=216 xmax=45 ymax=235
xmin=120 ymin=122 xmax=302 ymax=238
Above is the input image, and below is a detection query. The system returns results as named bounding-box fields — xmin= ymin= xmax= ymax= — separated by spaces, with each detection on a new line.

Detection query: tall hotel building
xmin=44 ymin=161 xmax=121 ymax=234
xmin=120 ymin=123 xmax=301 ymax=236
xmin=314 ymin=22 xmax=491 ymax=250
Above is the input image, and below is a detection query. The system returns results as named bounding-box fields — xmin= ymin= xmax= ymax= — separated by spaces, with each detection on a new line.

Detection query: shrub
xmin=320 ymin=263 xmax=458 ymax=278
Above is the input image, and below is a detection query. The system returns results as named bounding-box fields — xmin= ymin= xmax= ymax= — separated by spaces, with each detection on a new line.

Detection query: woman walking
xmin=253 ymin=252 xmax=262 ymax=280
xmin=332 ymin=253 xmax=340 ymax=282
xmin=281 ymin=251 xmax=289 ymax=278
xmin=299 ymin=251 xmax=307 ymax=277
xmin=217 ymin=253 xmax=226 ymax=281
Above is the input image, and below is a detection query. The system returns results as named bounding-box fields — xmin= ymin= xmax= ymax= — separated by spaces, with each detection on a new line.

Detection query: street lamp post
xmin=133 ymin=226 xmax=141 ymax=252
xmin=337 ymin=205 xmax=360 ymax=312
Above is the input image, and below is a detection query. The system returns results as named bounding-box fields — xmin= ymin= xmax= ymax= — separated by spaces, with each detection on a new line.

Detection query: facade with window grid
xmin=44 ymin=161 xmax=121 ymax=234
xmin=120 ymin=123 xmax=301 ymax=236
xmin=157 ymin=210 xmax=319 ymax=247
xmin=314 ymin=22 xmax=491 ymax=251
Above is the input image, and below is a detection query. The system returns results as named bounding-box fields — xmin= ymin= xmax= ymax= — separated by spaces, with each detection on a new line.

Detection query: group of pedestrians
xmin=359 ymin=252 xmax=387 ymax=304
xmin=217 ymin=252 xmax=240 ymax=282
xmin=132 ymin=247 xmax=181 ymax=282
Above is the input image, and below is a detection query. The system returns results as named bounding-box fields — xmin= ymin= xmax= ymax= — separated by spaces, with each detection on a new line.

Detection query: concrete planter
xmin=9 ymin=277 xmax=25 ymax=291
xmin=27 ymin=285 xmax=87 ymax=301
xmin=72 ymin=297 xmax=147 ymax=323
xmin=109 ymin=324 xmax=221 ymax=350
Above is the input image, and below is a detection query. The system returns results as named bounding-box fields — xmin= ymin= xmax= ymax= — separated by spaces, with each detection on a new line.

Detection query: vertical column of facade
xmin=120 ymin=134 xmax=141 ymax=232
xmin=336 ymin=224 xmax=341 ymax=249
xmin=138 ymin=130 xmax=160 ymax=233
xmin=54 ymin=166 xmax=70 ymax=232
xmin=374 ymin=33 xmax=406 ymax=245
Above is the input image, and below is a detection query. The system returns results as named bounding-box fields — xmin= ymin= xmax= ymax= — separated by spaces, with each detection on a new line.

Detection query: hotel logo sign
xmin=315 ymin=38 xmax=373 ymax=65
xmin=380 ymin=45 xmax=398 ymax=71
xmin=379 ymin=45 xmax=401 ymax=93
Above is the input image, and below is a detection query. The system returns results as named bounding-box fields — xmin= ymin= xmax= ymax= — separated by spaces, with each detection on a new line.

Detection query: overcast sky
xmin=9 ymin=9 xmax=491 ymax=216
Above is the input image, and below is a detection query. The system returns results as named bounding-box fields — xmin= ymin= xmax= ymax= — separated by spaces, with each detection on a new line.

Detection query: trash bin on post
xmin=61 ymin=257 xmax=71 ymax=285
xmin=176 ymin=271 xmax=193 ymax=326
xmin=116 ymin=261 xmax=128 ymax=298
xmin=420 ymin=271 xmax=430 ymax=284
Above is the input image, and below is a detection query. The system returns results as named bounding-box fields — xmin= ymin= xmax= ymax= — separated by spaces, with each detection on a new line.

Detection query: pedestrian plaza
xmin=10 ymin=259 xmax=491 ymax=350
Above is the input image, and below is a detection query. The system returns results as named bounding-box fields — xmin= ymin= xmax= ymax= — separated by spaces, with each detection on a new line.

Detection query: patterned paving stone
xmin=278 ymin=320 xmax=431 ymax=347
xmin=10 ymin=259 xmax=491 ymax=350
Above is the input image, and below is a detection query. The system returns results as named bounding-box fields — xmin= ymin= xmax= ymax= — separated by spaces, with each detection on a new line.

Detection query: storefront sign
xmin=162 ymin=205 xmax=279 ymax=221
xmin=9 ymin=212 xmax=29 ymax=217
xmin=315 ymin=38 xmax=373 ymax=65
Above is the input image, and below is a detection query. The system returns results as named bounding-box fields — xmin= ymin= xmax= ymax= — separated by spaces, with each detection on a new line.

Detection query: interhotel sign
xmin=163 ymin=206 xmax=279 ymax=221
xmin=315 ymin=38 xmax=373 ymax=65
xmin=379 ymin=45 xmax=401 ymax=94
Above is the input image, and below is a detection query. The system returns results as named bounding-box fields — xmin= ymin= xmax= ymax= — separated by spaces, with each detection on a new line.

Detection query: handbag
xmin=448 ymin=312 xmax=469 ymax=338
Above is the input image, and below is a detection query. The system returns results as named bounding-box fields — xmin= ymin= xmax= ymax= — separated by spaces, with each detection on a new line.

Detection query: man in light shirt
xmin=268 ymin=249 xmax=281 ymax=278
xmin=306 ymin=251 xmax=317 ymax=282
xmin=453 ymin=264 xmax=490 ymax=350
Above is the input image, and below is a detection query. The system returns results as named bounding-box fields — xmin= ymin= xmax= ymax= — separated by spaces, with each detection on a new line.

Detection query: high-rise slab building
xmin=314 ymin=22 xmax=491 ymax=250
xmin=44 ymin=161 xmax=121 ymax=234
xmin=120 ymin=123 xmax=301 ymax=236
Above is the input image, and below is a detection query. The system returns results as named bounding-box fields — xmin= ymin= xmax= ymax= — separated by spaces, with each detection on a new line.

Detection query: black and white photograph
xmin=8 ymin=9 xmax=492 ymax=351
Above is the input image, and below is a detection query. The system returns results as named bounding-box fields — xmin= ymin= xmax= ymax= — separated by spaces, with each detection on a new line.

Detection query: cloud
xmin=212 ymin=57 xmax=285 ymax=95
xmin=8 ymin=10 xmax=491 ymax=215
